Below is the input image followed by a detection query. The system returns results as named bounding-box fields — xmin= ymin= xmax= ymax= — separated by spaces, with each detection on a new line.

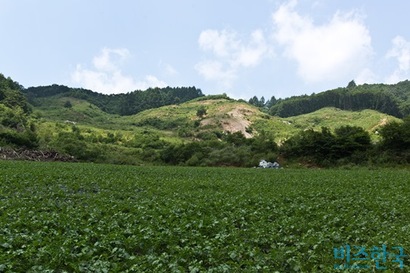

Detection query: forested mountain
xmin=0 ymin=73 xmax=38 ymax=148
xmin=249 ymin=80 xmax=410 ymax=118
xmin=23 ymin=85 xmax=204 ymax=116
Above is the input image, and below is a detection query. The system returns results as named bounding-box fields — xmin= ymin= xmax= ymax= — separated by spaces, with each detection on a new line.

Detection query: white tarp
xmin=259 ymin=160 xmax=280 ymax=169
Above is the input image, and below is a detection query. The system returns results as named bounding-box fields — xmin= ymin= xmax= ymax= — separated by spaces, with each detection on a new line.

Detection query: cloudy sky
xmin=1 ymin=0 xmax=409 ymax=99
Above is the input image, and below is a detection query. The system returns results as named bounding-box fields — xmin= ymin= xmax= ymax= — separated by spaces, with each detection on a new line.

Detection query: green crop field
xmin=0 ymin=161 xmax=409 ymax=272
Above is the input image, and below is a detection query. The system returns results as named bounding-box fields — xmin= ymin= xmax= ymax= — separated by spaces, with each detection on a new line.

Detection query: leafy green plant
xmin=1 ymin=161 xmax=409 ymax=272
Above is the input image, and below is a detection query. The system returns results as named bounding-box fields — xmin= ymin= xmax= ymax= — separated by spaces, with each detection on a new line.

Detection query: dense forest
xmin=0 ymin=74 xmax=38 ymax=149
xmin=248 ymin=80 xmax=410 ymax=118
xmin=24 ymin=84 xmax=204 ymax=116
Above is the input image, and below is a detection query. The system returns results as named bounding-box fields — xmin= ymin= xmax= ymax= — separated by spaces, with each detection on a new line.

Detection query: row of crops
xmin=0 ymin=161 xmax=409 ymax=272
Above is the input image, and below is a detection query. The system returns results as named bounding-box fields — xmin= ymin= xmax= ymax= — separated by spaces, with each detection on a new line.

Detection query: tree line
xmin=281 ymin=119 xmax=410 ymax=166
xmin=248 ymin=80 xmax=410 ymax=118
xmin=23 ymin=85 xmax=204 ymax=116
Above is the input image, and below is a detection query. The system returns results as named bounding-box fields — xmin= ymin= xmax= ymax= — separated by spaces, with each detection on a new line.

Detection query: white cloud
xmin=196 ymin=29 xmax=272 ymax=88
xmin=386 ymin=36 xmax=410 ymax=83
xmin=138 ymin=75 xmax=167 ymax=90
xmin=71 ymin=48 xmax=167 ymax=94
xmin=199 ymin=29 xmax=239 ymax=58
xmin=195 ymin=60 xmax=236 ymax=88
xmin=272 ymin=0 xmax=372 ymax=83
xmin=235 ymin=30 xmax=272 ymax=67
xmin=161 ymin=62 xmax=178 ymax=76
xmin=355 ymin=68 xmax=377 ymax=85
xmin=92 ymin=48 xmax=130 ymax=72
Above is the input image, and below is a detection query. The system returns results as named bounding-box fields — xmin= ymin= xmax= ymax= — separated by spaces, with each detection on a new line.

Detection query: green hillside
xmin=29 ymin=93 xmax=408 ymax=166
xmin=1 ymin=73 xmax=409 ymax=166
xmin=125 ymin=100 xmax=400 ymax=142
xmin=34 ymin=94 xmax=400 ymax=144
xmin=23 ymin=84 xmax=204 ymax=116
xmin=0 ymin=74 xmax=38 ymax=148
xmin=283 ymin=107 xmax=400 ymax=138
xmin=267 ymin=80 xmax=410 ymax=118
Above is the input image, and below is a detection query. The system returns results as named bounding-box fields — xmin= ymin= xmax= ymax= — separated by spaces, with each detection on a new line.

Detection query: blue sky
xmin=1 ymin=0 xmax=410 ymax=100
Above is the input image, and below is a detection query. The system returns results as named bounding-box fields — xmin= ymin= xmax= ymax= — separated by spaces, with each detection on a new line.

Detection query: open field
xmin=0 ymin=161 xmax=409 ymax=272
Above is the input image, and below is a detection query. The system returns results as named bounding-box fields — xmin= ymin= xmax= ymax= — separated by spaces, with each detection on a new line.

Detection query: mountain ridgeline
xmin=23 ymin=80 xmax=410 ymax=118
xmin=23 ymin=85 xmax=204 ymax=116
xmin=1 ymin=73 xmax=410 ymax=166
xmin=249 ymin=80 xmax=410 ymax=118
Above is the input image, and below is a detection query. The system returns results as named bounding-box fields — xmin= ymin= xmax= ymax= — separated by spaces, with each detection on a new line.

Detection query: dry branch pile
xmin=0 ymin=147 xmax=76 ymax=162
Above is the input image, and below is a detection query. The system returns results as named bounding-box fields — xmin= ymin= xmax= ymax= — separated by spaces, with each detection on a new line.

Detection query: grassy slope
xmin=127 ymin=101 xmax=401 ymax=142
xmin=34 ymin=96 xmax=123 ymax=127
xmin=283 ymin=107 xmax=401 ymax=141
xmin=33 ymin=96 xmax=401 ymax=145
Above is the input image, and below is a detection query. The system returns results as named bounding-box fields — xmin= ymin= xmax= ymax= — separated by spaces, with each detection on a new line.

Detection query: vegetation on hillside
xmin=23 ymin=84 xmax=204 ymax=116
xmin=0 ymin=74 xmax=38 ymax=148
xmin=1 ymin=73 xmax=410 ymax=167
xmin=248 ymin=80 xmax=410 ymax=118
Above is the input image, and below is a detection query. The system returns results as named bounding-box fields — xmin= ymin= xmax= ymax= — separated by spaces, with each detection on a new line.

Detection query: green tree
xmin=63 ymin=100 xmax=72 ymax=108
xmin=333 ymin=126 xmax=371 ymax=158
xmin=250 ymin=131 xmax=277 ymax=154
xmin=196 ymin=106 xmax=207 ymax=118
xmin=224 ymin=131 xmax=248 ymax=147
xmin=281 ymin=127 xmax=336 ymax=164
xmin=379 ymin=117 xmax=410 ymax=151
xmin=265 ymin=96 xmax=277 ymax=108
xmin=347 ymin=80 xmax=357 ymax=89
xmin=248 ymin=96 xmax=260 ymax=107
xmin=260 ymin=96 xmax=265 ymax=107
